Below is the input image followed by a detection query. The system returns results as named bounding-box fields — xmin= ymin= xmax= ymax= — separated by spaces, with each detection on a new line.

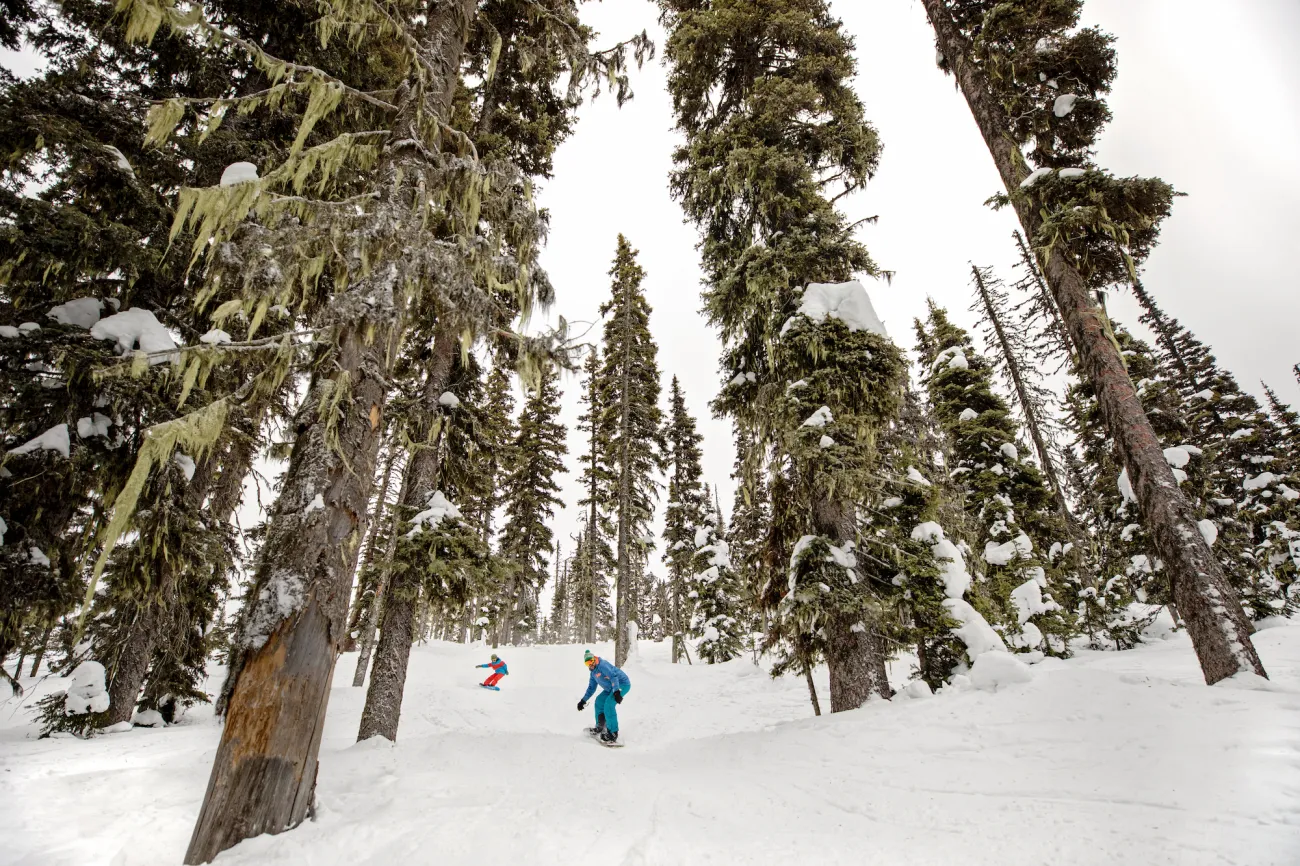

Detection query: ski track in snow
xmin=3 ymin=625 xmax=1300 ymax=865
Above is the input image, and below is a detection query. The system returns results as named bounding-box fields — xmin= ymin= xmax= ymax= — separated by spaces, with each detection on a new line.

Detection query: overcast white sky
xmin=532 ymin=0 xmax=1300 ymax=589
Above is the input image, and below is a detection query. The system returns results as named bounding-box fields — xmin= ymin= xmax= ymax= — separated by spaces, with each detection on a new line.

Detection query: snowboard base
xmin=479 ymin=684 xmax=500 ymax=691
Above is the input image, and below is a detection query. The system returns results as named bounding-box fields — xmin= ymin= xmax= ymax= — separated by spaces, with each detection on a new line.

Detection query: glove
xmin=613 ymin=690 xmax=623 ymax=705
xmin=577 ymin=700 xmax=586 ymax=711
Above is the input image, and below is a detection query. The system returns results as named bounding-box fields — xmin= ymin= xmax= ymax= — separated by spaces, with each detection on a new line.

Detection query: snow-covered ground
xmin=3 ymin=620 xmax=1299 ymax=865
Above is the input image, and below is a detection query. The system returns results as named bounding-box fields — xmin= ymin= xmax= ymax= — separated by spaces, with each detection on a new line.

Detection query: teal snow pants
xmin=594 ymin=683 xmax=631 ymax=733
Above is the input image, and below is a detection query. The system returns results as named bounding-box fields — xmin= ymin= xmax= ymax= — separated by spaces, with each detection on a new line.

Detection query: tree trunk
xmin=352 ymin=456 xmax=411 ymax=687
xmin=801 ymin=656 xmax=821 ymax=717
xmin=810 ymin=495 xmax=891 ymax=710
xmin=614 ymin=271 xmax=635 ymax=667
xmin=100 ymin=603 xmax=162 ymax=727
xmin=29 ymin=622 xmax=52 ymax=677
xmin=922 ymin=0 xmax=1265 ymax=685
xmin=187 ymin=312 xmax=396 ymax=863
xmin=356 ymin=322 xmax=459 ymax=740
xmin=356 ymin=569 xmax=418 ymax=742
xmin=971 ymin=265 xmax=1074 ymax=522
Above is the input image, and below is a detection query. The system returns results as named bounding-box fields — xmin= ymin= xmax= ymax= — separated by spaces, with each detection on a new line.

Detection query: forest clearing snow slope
xmin=2 ymin=621 xmax=1299 ymax=866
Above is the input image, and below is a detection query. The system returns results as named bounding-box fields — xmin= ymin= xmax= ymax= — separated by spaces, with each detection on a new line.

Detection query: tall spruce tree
xmin=497 ymin=363 xmax=567 ymax=645
xmin=915 ymin=303 xmax=1075 ymax=655
xmin=1131 ymin=289 xmax=1300 ymax=619
xmin=661 ymin=0 xmax=907 ymax=709
xmin=574 ymin=347 xmax=615 ymax=642
xmin=687 ymin=501 xmax=744 ymax=662
xmin=663 ymin=375 xmax=706 ymax=662
xmin=920 ymin=0 xmax=1264 ymax=682
xmin=596 ymin=235 xmax=665 ymax=665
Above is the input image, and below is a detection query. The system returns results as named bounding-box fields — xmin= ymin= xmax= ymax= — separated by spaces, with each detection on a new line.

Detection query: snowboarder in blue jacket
xmin=577 ymin=649 xmax=630 ymax=744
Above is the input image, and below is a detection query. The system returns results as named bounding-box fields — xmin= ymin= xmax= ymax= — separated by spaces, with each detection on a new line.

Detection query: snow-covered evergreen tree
xmin=663 ymin=375 xmax=707 ymax=661
xmin=498 ymin=363 xmax=568 ymax=645
xmin=687 ymin=503 xmax=743 ymax=663
xmin=921 ymin=0 xmax=1265 ymax=682
xmin=915 ymin=303 xmax=1075 ymax=656
xmin=1132 ymin=287 xmax=1300 ymax=619
xmin=595 ymin=235 xmax=666 ymax=664
xmin=661 ymin=0 xmax=907 ymax=710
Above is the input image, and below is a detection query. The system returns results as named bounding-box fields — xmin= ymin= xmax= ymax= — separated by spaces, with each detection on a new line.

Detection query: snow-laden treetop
xmin=797 ymin=281 xmax=888 ymax=338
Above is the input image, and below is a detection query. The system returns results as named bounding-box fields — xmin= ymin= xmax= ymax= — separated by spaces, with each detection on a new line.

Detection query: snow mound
xmin=818 ymin=435 xmax=835 ymax=449
xmin=10 ymin=423 xmax=71 ymax=459
xmin=796 ymin=281 xmax=888 ymax=337
xmin=1197 ymin=519 xmax=1218 ymax=547
xmin=969 ymin=651 xmax=1033 ymax=692
xmin=933 ymin=346 xmax=969 ymax=371
xmin=985 ymin=533 xmax=1032 ymax=566
xmin=1058 ymin=168 xmax=1086 ymax=179
xmin=958 ymin=408 xmax=978 ymax=422
xmin=174 ymin=453 xmax=196 ymax=482
xmin=76 ymin=413 xmax=113 ymax=439
xmin=902 ymin=680 xmax=934 ymax=700
xmin=131 ymin=709 xmax=166 ymax=728
xmin=200 ymin=328 xmax=232 ymax=345
xmin=409 ymin=491 xmax=462 ymax=535
xmin=802 ymin=406 xmax=832 ymax=428
xmin=0 ymin=325 xmax=18 ymax=338
xmin=90 ymin=308 xmax=178 ymax=364
xmin=438 ymin=391 xmax=461 ymax=409
xmin=1163 ymin=446 xmax=1191 ymax=469
xmin=64 ymin=661 xmax=110 ymax=715
xmin=47 ymin=297 xmax=104 ymax=329
xmin=1118 ymin=468 xmax=1136 ymax=503
xmin=1020 ymin=167 xmax=1053 ymax=188
xmin=220 ymin=161 xmax=259 ymax=186
xmin=913 ymin=522 xmax=972 ymax=599
xmin=999 ymin=442 xmax=1018 ymax=461
xmin=1053 ymin=94 xmax=1078 ymax=117
xmin=944 ymin=598 xmax=1008 ymax=659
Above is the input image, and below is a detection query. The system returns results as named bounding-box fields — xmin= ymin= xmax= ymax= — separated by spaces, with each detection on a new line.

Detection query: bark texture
xmin=187 ymin=314 xmax=394 ymax=863
xmin=811 ymin=496 xmax=892 ymax=711
xmin=922 ymin=0 xmax=1264 ymax=684
xmin=187 ymin=1 xmax=478 ymax=857
xmin=352 ymin=458 xmax=409 ymax=688
xmin=357 ymin=322 xmax=459 ymax=740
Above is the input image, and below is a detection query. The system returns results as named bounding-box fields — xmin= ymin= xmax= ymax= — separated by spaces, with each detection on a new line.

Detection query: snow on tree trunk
xmin=186 ymin=315 xmax=397 ymax=862
xmin=921 ymin=0 xmax=1265 ymax=685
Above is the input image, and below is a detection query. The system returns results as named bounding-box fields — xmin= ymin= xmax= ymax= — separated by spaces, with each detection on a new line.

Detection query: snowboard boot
xmin=586 ymin=713 xmax=607 ymax=736
xmin=599 ymin=730 xmax=619 ymax=744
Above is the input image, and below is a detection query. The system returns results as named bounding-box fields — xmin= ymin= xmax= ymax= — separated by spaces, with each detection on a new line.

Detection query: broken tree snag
xmin=184 ymin=598 xmax=335 ymax=864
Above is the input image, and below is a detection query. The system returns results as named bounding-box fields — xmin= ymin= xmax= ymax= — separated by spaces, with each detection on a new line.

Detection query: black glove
xmin=613 ymin=690 xmax=623 ymax=705
xmin=577 ymin=700 xmax=586 ymax=711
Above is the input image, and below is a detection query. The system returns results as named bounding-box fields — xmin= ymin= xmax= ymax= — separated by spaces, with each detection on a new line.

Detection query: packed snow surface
xmin=4 ymin=626 xmax=1300 ymax=865
xmin=796 ymin=281 xmax=888 ymax=337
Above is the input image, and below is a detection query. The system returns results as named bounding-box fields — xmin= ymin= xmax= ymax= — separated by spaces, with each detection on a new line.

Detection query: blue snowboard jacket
xmin=581 ymin=657 xmax=630 ymax=702
xmin=477 ymin=659 xmax=508 ymax=675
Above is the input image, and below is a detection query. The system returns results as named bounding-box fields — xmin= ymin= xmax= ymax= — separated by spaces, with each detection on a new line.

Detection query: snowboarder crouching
xmin=577 ymin=649 xmax=630 ymax=744
xmin=477 ymin=654 xmax=508 ymax=688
